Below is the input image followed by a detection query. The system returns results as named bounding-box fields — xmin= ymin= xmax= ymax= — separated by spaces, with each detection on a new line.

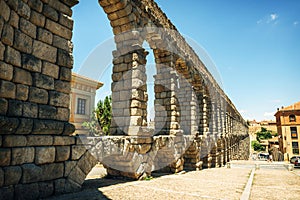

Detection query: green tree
xmin=82 ymin=95 xmax=112 ymax=136
xmin=95 ymin=95 xmax=112 ymax=135
xmin=256 ymin=127 xmax=273 ymax=142
xmin=251 ymin=141 xmax=265 ymax=151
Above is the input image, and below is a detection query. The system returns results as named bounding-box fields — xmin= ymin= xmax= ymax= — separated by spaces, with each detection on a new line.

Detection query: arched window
xmin=289 ymin=114 xmax=296 ymax=122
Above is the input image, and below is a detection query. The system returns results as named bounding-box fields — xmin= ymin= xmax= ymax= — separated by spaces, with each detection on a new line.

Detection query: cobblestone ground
xmin=44 ymin=162 xmax=300 ymax=200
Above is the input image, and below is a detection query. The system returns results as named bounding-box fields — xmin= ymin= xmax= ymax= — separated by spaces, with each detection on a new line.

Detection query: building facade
xmin=275 ymin=101 xmax=300 ymax=161
xmin=69 ymin=73 xmax=103 ymax=135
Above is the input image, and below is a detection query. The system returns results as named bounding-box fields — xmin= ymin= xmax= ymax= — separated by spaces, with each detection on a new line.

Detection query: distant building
xmin=275 ymin=101 xmax=300 ymax=161
xmin=249 ymin=119 xmax=277 ymax=134
xmin=69 ymin=73 xmax=103 ymax=135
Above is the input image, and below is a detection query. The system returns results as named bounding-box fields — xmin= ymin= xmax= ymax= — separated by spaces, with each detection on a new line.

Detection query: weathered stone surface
xmin=49 ymin=91 xmax=70 ymax=108
xmin=29 ymin=87 xmax=48 ymax=104
xmin=15 ymin=118 xmax=33 ymax=134
xmin=35 ymin=147 xmax=56 ymax=164
xmin=59 ymin=14 xmax=73 ymax=29
xmin=60 ymin=67 xmax=71 ymax=81
xmin=32 ymin=40 xmax=57 ymax=63
xmin=55 ymin=146 xmax=70 ymax=162
xmin=42 ymin=61 xmax=59 ymax=79
xmin=28 ymin=0 xmax=43 ymax=13
xmin=5 ymin=46 xmax=21 ymax=67
xmin=53 ymin=35 xmax=70 ymax=51
xmin=43 ymin=4 xmax=59 ymax=21
xmin=61 ymin=0 xmax=79 ymax=7
xmin=56 ymin=108 xmax=70 ymax=121
xmin=15 ymin=183 xmax=40 ymax=199
xmin=63 ymin=122 xmax=75 ymax=135
xmin=39 ymin=181 xmax=54 ymax=198
xmin=0 ymin=80 xmax=16 ymax=99
xmin=0 ymin=17 xmax=3 ymax=36
xmin=0 ymin=186 xmax=14 ymax=200
xmin=1 ymin=24 xmax=14 ymax=46
xmin=53 ymin=136 xmax=75 ymax=146
xmin=3 ymin=135 xmax=27 ymax=147
xmin=48 ymin=0 xmax=72 ymax=16
xmin=0 ymin=116 xmax=19 ymax=134
xmin=22 ymin=54 xmax=42 ymax=72
xmin=6 ymin=0 xmax=18 ymax=11
xmin=0 ymin=167 xmax=3 ymax=187
xmin=71 ymin=146 xmax=86 ymax=160
xmin=23 ymin=102 xmax=38 ymax=118
xmin=21 ymin=164 xmax=42 ymax=183
xmin=0 ymin=0 xmax=10 ymax=21
xmin=16 ymin=84 xmax=29 ymax=101
xmin=77 ymin=151 xmax=97 ymax=174
xmin=0 ymin=61 xmax=13 ymax=81
xmin=33 ymin=73 xmax=54 ymax=90
xmin=45 ymin=19 xmax=72 ymax=40
xmin=20 ymin=17 xmax=37 ymax=39
xmin=0 ymin=42 xmax=4 ymax=60
xmin=12 ymin=147 xmax=35 ymax=165
xmin=8 ymin=100 xmax=23 ymax=117
xmin=0 ymin=149 xmax=11 ymax=166
xmin=67 ymin=165 xmax=86 ymax=185
xmin=32 ymin=120 xmax=64 ymax=134
xmin=9 ymin=10 xmax=19 ymax=28
xmin=16 ymin=0 xmax=31 ymax=20
xmin=0 ymin=98 xmax=7 ymax=115
xmin=27 ymin=135 xmax=53 ymax=146
xmin=37 ymin=28 xmax=53 ymax=44
xmin=64 ymin=161 xmax=77 ymax=177
xmin=57 ymin=48 xmax=73 ymax=68
xmin=41 ymin=163 xmax=64 ymax=181
xmin=13 ymin=68 xmax=32 ymax=85
xmin=14 ymin=30 xmax=33 ymax=54
xmin=54 ymin=80 xmax=71 ymax=93
xmin=38 ymin=104 xmax=57 ymax=119
xmin=3 ymin=166 xmax=22 ymax=186
xmin=30 ymin=10 xmax=46 ymax=27
xmin=54 ymin=178 xmax=66 ymax=194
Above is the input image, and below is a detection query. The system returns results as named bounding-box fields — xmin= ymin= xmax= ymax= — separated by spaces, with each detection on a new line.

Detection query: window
xmin=292 ymin=142 xmax=299 ymax=154
xmin=291 ymin=127 xmax=298 ymax=139
xmin=77 ymin=98 xmax=86 ymax=115
xmin=289 ymin=115 xmax=296 ymax=122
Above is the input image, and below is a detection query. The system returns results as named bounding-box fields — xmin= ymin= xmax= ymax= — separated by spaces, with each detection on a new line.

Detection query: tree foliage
xmin=82 ymin=95 xmax=112 ymax=136
xmin=251 ymin=141 xmax=265 ymax=151
xmin=95 ymin=96 xmax=112 ymax=135
xmin=256 ymin=127 xmax=273 ymax=142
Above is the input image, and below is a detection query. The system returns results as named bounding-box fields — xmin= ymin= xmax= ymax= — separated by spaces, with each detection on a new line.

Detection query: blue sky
xmin=72 ymin=0 xmax=300 ymax=121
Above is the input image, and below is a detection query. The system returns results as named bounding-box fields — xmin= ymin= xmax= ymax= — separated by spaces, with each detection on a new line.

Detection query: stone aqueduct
xmin=0 ymin=0 xmax=249 ymax=199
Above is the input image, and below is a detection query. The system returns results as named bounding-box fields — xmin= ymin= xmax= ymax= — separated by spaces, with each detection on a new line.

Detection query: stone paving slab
xmin=44 ymin=163 xmax=300 ymax=200
xmin=45 ymin=168 xmax=251 ymax=200
xmin=250 ymin=168 xmax=300 ymax=200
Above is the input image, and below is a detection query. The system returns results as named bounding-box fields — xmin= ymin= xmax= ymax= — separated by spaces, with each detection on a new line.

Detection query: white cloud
xmin=257 ymin=13 xmax=279 ymax=25
xmin=270 ymin=14 xmax=278 ymax=21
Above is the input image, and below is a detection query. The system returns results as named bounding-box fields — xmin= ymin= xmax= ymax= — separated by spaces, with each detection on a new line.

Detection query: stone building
xmin=69 ymin=73 xmax=103 ymax=135
xmin=275 ymin=101 xmax=300 ymax=161
xmin=0 ymin=0 xmax=249 ymax=198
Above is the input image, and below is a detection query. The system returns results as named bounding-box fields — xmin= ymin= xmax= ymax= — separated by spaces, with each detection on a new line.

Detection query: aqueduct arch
xmin=0 ymin=0 xmax=249 ymax=199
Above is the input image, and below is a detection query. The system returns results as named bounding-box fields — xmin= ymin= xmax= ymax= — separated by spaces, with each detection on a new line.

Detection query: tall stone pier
xmin=0 ymin=0 xmax=249 ymax=199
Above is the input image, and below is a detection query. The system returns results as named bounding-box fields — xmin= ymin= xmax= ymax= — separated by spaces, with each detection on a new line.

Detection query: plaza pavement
xmin=44 ymin=161 xmax=300 ymax=200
